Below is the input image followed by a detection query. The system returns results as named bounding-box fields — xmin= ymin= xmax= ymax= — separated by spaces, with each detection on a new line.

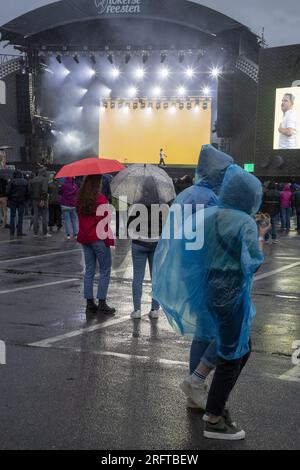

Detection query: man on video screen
xmin=278 ymin=93 xmax=298 ymax=149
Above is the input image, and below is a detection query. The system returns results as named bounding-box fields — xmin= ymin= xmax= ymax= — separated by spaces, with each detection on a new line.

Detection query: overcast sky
xmin=0 ymin=0 xmax=300 ymax=54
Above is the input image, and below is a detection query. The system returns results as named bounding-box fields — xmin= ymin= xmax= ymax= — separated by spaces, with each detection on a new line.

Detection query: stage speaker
xmin=16 ymin=75 xmax=32 ymax=133
xmin=216 ymin=76 xmax=234 ymax=138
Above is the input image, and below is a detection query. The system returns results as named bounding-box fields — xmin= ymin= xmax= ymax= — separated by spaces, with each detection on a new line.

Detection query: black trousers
xmin=205 ymin=341 xmax=251 ymax=417
xmin=48 ymin=204 xmax=62 ymax=228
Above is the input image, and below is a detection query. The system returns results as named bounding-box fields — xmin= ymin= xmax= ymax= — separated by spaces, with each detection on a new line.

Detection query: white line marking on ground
xmin=254 ymin=261 xmax=300 ymax=281
xmin=0 ymin=239 xmax=18 ymax=244
xmin=29 ymin=313 xmax=149 ymax=347
xmin=0 ymin=249 xmax=81 ymax=264
xmin=27 ymin=260 xmax=300 ymax=348
xmin=55 ymin=346 xmax=188 ymax=367
xmin=0 ymin=279 xmax=79 ymax=295
xmin=278 ymin=365 xmax=300 ymax=383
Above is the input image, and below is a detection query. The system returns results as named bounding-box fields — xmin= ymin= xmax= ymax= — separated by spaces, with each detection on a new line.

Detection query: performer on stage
xmin=159 ymin=148 xmax=167 ymax=166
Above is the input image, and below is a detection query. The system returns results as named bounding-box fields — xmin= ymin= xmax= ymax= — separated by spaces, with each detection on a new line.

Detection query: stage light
xmin=134 ymin=67 xmax=145 ymax=79
xmin=125 ymin=53 xmax=131 ymax=64
xmin=202 ymin=87 xmax=211 ymax=96
xmin=202 ymin=101 xmax=208 ymax=110
xmin=159 ymin=67 xmax=169 ymax=79
xmin=156 ymin=101 xmax=161 ymax=110
xmin=111 ymin=67 xmax=120 ymax=78
xmin=90 ymin=54 xmax=96 ymax=65
xmin=56 ymin=54 xmax=62 ymax=64
xmin=110 ymin=101 xmax=115 ymax=109
xmin=107 ymin=54 xmax=114 ymax=65
xmin=187 ymin=101 xmax=192 ymax=110
xmin=142 ymin=53 xmax=149 ymax=64
xmin=163 ymin=102 xmax=169 ymax=110
xmin=152 ymin=86 xmax=162 ymax=97
xmin=211 ymin=67 xmax=221 ymax=78
xmin=185 ymin=67 xmax=195 ymax=78
xmin=194 ymin=105 xmax=200 ymax=112
xmin=179 ymin=52 xmax=185 ymax=63
xmin=179 ymin=101 xmax=184 ymax=110
xmin=160 ymin=53 xmax=167 ymax=63
xmin=177 ymin=86 xmax=186 ymax=96
xmin=73 ymin=55 xmax=80 ymax=64
xmin=128 ymin=86 xmax=137 ymax=98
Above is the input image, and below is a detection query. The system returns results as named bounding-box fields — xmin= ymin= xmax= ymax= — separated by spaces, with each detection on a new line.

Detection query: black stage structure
xmin=0 ymin=0 xmax=260 ymax=173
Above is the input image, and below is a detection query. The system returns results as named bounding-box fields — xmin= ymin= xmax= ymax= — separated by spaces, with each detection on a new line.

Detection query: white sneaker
xmin=43 ymin=233 xmax=52 ymax=238
xmin=186 ymin=398 xmax=202 ymax=409
xmin=131 ymin=310 xmax=141 ymax=319
xmin=179 ymin=376 xmax=207 ymax=410
xmin=149 ymin=310 xmax=159 ymax=319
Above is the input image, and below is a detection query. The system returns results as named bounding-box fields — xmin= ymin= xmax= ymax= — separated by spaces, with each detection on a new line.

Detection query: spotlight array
xmin=100 ymin=98 xmax=210 ymax=111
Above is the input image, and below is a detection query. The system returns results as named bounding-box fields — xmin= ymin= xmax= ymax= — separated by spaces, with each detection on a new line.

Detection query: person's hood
xmin=64 ymin=177 xmax=74 ymax=185
xmin=219 ymin=164 xmax=262 ymax=216
xmin=284 ymin=184 xmax=291 ymax=191
xmin=195 ymin=144 xmax=234 ymax=194
xmin=38 ymin=168 xmax=48 ymax=178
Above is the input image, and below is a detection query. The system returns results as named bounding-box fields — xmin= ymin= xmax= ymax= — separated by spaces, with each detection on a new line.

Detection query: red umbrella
xmin=55 ymin=157 xmax=125 ymax=179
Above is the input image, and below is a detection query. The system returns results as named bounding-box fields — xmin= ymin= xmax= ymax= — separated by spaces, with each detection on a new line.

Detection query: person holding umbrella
xmin=77 ymin=175 xmax=116 ymax=317
xmin=110 ymin=164 xmax=176 ymax=319
xmin=55 ymin=157 xmax=124 ymax=318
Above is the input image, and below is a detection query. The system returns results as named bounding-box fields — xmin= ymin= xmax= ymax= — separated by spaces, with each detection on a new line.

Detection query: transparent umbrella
xmin=110 ymin=164 xmax=176 ymax=205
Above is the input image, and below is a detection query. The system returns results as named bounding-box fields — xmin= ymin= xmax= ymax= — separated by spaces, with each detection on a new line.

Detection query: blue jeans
xmin=62 ymin=207 xmax=78 ymax=236
xmin=82 ymin=241 xmax=112 ymax=300
xmin=189 ymin=337 xmax=217 ymax=373
xmin=281 ymin=208 xmax=291 ymax=230
xmin=265 ymin=215 xmax=278 ymax=241
xmin=132 ymin=242 xmax=160 ymax=312
xmin=10 ymin=202 xmax=25 ymax=236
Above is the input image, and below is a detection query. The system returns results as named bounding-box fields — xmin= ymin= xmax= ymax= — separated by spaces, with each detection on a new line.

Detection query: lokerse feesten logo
xmin=95 ymin=0 xmax=142 ymax=14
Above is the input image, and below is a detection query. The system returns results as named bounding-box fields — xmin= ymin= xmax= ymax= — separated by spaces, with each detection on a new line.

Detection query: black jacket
xmin=292 ymin=190 xmax=300 ymax=212
xmin=262 ymin=189 xmax=280 ymax=216
xmin=6 ymin=175 xmax=29 ymax=204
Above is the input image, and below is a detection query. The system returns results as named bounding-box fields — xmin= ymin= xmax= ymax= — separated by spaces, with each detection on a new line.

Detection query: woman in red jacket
xmin=76 ymin=174 xmax=115 ymax=317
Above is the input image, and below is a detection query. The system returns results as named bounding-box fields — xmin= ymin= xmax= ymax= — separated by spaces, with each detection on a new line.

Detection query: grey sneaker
xmin=204 ymin=416 xmax=245 ymax=440
xmin=203 ymin=409 xmax=236 ymax=427
xmin=131 ymin=310 xmax=141 ymax=319
xmin=179 ymin=376 xmax=207 ymax=410
xmin=149 ymin=309 xmax=159 ymax=319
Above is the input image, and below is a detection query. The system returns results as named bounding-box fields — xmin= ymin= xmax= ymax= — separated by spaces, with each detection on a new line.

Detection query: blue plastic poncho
xmin=153 ymin=165 xmax=264 ymax=360
xmin=175 ymin=144 xmax=234 ymax=212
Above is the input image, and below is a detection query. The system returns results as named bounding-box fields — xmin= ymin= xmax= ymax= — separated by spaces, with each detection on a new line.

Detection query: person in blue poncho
xmin=153 ymin=164 xmax=269 ymax=440
xmin=155 ymin=144 xmax=234 ymax=411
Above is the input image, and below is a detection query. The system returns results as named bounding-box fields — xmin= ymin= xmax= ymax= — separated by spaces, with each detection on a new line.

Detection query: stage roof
xmin=0 ymin=0 xmax=257 ymax=51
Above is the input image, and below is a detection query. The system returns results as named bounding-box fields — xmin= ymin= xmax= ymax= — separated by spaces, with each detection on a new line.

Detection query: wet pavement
xmin=0 ymin=221 xmax=300 ymax=450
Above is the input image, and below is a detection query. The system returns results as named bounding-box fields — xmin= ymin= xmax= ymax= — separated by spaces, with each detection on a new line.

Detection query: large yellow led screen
xmin=99 ymin=101 xmax=211 ymax=165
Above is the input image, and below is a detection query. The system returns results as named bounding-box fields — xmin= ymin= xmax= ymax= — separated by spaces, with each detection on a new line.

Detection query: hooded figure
xmin=175 ymin=144 xmax=234 ymax=211
xmin=152 ymin=165 xmax=264 ymax=361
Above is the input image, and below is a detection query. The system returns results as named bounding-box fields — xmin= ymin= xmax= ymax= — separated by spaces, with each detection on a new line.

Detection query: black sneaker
xmin=97 ymin=300 xmax=116 ymax=315
xmin=85 ymin=299 xmax=98 ymax=316
xmin=204 ymin=416 xmax=245 ymax=440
